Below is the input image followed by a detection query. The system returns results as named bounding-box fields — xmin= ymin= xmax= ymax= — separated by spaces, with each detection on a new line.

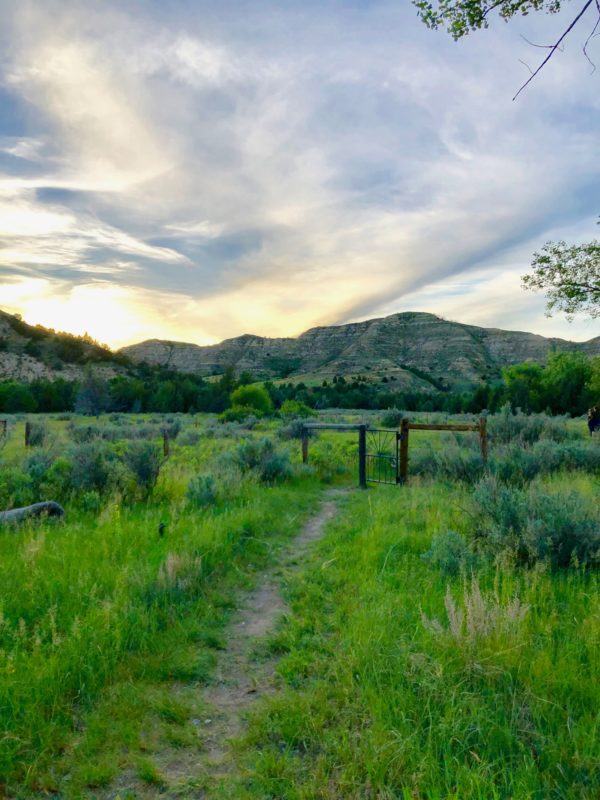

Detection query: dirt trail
xmin=119 ymin=488 xmax=348 ymax=797
xmin=198 ymin=490 xmax=344 ymax=779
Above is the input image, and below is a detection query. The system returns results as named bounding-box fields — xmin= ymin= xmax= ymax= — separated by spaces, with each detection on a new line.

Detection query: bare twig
xmin=519 ymin=58 xmax=534 ymax=74
xmin=513 ymin=0 xmax=595 ymax=101
xmin=582 ymin=1 xmax=600 ymax=71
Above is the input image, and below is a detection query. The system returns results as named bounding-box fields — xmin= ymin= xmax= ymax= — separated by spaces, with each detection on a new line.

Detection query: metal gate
xmin=365 ymin=428 xmax=400 ymax=484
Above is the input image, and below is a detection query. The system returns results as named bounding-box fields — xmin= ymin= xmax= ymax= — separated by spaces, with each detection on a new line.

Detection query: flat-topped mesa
xmin=119 ymin=312 xmax=600 ymax=389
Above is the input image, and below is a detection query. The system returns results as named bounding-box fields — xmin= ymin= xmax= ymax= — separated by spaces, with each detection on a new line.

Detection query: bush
xmin=219 ymin=405 xmax=257 ymax=423
xmin=229 ymin=385 xmax=273 ymax=416
xmin=0 ymin=467 xmax=33 ymax=508
xmin=233 ymin=437 xmax=292 ymax=483
xmin=411 ymin=441 xmax=485 ymax=483
xmin=488 ymin=404 xmax=570 ymax=445
xmin=491 ymin=440 xmax=600 ymax=486
xmin=379 ymin=409 xmax=405 ymax=429
xmin=69 ymin=423 xmax=102 ymax=443
xmin=278 ymin=418 xmax=316 ymax=441
xmin=67 ymin=442 xmax=117 ymax=494
xmin=26 ymin=421 xmax=48 ymax=447
xmin=279 ymin=399 xmax=315 ymax=419
xmin=161 ymin=419 xmax=182 ymax=440
xmin=469 ymin=475 xmax=600 ymax=567
xmin=186 ymin=474 xmax=218 ymax=508
xmin=24 ymin=450 xmax=56 ymax=494
xmin=421 ymin=531 xmax=478 ymax=577
xmin=123 ymin=441 xmax=164 ymax=498
xmin=178 ymin=429 xmax=201 ymax=447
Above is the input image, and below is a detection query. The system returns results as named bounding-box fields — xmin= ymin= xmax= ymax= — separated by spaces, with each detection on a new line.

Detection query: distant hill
xmin=120 ymin=311 xmax=600 ymax=391
xmin=0 ymin=310 xmax=128 ymax=383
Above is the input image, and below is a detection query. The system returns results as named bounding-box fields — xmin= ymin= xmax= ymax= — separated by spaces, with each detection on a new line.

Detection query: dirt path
xmin=129 ymin=488 xmax=347 ymax=796
xmin=198 ymin=490 xmax=344 ymax=781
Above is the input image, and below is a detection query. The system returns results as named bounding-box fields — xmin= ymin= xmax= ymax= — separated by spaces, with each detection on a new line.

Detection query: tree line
xmin=0 ymin=352 xmax=597 ymax=417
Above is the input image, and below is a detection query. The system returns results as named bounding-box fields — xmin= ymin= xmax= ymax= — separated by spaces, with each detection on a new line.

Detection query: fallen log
xmin=0 ymin=502 xmax=65 ymax=526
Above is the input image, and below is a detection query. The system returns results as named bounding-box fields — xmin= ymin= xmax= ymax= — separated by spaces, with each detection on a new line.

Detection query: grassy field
xmin=0 ymin=410 xmax=598 ymax=798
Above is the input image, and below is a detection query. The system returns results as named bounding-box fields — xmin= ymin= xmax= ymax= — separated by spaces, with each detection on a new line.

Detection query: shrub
xmin=278 ymin=418 xmax=316 ymax=441
xmin=0 ymin=467 xmax=33 ymax=508
xmin=411 ymin=441 xmax=485 ymax=483
xmin=491 ymin=440 xmax=600 ymax=486
xmin=469 ymin=475 xmax=600 ymax=567
xmin=233 ymin=437 xmax=292 ymax=483
xmin=161 ymin=419 xmax=182 ymax=440
xmin=380 ymin=409 xmax=405 ymax=429
xmin=178 ymin=429 xmax=201 ymax=447
xmin=67 ymin=442 xmax=117 ymax=494
xmin=421 ymin=531 xmax=478 ymax=577
xmin=229 ymin=385 xmax=273 ymax=416
xmin=186 ymin=474 xmax=218 ymax=508
xmin=26 ymin=421 xmax=48 ymax=447
xmin=69 ymin=423 xmax=102 ymax=443
xmin=123 ymin=441 xmax=164 ymax=498
xmin=279 ymin=399 xmax=315 ymax=419
xmin=24 ymin=450 xmax=56 ymax=494
xmin=219 ymin=405 xmax=256 ymax=423
xmin=488 ymin=404 xmax=570 ymax=445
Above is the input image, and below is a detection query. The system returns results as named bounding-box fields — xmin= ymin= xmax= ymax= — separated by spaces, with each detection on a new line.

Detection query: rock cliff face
xmin=120 ymin=312 xmax=600 ymax=389
xmin=0 ymin=310 xmax=124 ymax=383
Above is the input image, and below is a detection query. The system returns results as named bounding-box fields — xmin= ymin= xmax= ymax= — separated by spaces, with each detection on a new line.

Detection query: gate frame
xmin=398 ymin=417 xmax=488 ymax=483
xmin=301 ymin=416 xmax=488 ymax=488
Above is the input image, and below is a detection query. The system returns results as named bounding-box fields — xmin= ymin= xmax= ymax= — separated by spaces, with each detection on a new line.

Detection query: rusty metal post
xmin=163 ymin=430 xmax=170 ymax=458
xmin=301 ymin=427 xmax=309 ymax=464
xmin=25 ymin=421 xmax=31 ymax=447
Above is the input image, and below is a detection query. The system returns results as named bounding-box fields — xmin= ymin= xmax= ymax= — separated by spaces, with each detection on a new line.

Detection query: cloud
xmin=0 ymin=0 xmax=598 ymax=348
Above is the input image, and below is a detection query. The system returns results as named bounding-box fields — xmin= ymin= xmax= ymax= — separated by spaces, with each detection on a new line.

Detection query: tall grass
xmin=224 ymin=479 xmax=600 ymax=799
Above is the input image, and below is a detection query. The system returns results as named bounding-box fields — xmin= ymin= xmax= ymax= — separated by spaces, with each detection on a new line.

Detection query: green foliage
xmin=67 ymin=441 xmax=119 ymax=495
xmin=26 ymin=420 xmax=48 ymax=447
xmin=0 ymin=467 xmax=33 ymax=508
xmin=523 ymin=239 xmax=600 ymax=319
xmin=421 ymin=530 xmax=478 ymax=576
xmin=414 ymin=0 xmax=564 ymax=40
xmin=279 ymin=399 xmax=315 ymax=419
xmin=233 ymin=437 xmax=292 ymax=483
xmin=219 ymin=405 xmax=259 ymax=424
xmin=470 ymin=475 xmax=600 ymax=566
xmin=488 ymin=403 xmax=570 ymax=443
xmin=186 ymin=474 xmax=218 ymax=508
xmin=230 ymin=384 xmax=273 ymax=416
xmin=123 ymin=441 xmax=164 ymax=498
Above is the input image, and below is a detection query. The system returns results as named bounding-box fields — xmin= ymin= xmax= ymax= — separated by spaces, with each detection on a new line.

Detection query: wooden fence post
xmin=301 ymin=427 xmax=309 ymax=464
xmin=358 ymin=424 xmax=367 ymax=488
xmin=399 ymin=418 xmax=409 ymax=483
xmin=163 ymin=430 xmax=170 ymax=458
xmin=25 ymin=421 xmax=31 ymax=448
xmin=479 ymin=416 xmax=488 ymax=464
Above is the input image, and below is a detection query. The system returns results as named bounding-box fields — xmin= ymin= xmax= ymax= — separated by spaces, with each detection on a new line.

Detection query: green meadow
xmin=0 ymin=410 xmax=598 ymax=798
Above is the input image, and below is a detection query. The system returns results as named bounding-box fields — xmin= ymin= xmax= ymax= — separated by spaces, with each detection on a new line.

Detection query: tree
xmin=502 ymin=362 xmax=545 ymax=411
xmin=75 ymin=369 xmax=109 ymax=416
xmin=229 ymin=385 xmax=274 ymax=415
xmin=522 ymin=239 xmax=600 ymax=318
xmin=541 ymin=351 xmax=592 ymax=414
xmin=415 ymin=0 xmax=600 ymax=99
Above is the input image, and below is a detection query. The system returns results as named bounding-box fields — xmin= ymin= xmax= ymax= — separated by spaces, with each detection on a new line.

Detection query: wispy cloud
xmin=0 ymin=0 xmax=598 ymax=346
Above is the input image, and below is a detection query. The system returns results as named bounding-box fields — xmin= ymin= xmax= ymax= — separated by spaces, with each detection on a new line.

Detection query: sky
xmin=0 ymin=0 xmax=598 ymax=349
